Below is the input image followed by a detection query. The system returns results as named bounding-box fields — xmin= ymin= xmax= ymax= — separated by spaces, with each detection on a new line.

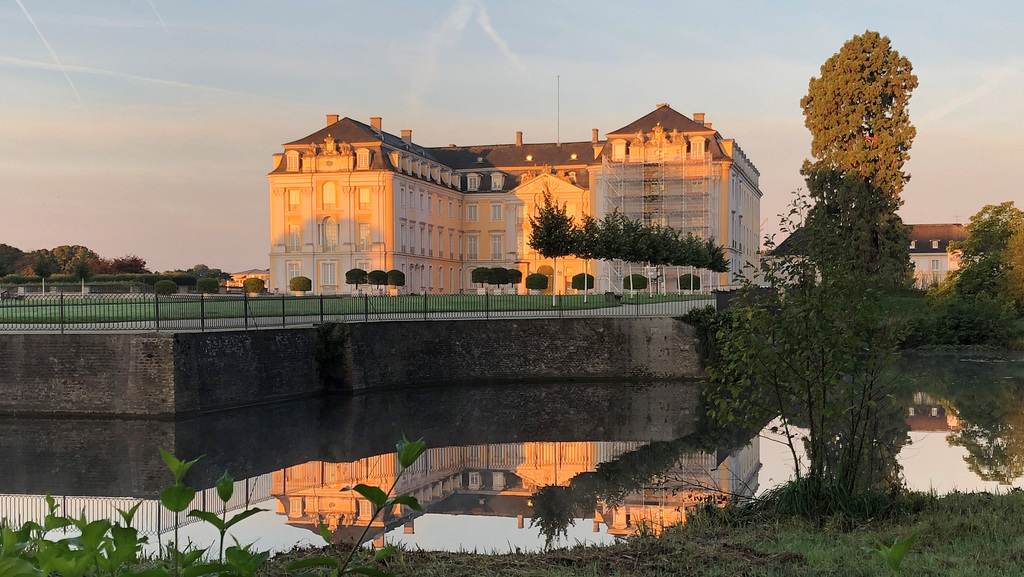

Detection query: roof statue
xmin=322 ymin=134 xmax=338 ymax=156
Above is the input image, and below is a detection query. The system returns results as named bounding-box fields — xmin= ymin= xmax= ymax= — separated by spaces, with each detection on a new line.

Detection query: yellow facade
xmin=268 ymin=107 xmax=762 ymax=294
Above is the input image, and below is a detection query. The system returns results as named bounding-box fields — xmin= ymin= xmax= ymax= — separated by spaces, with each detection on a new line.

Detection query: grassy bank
xmin=265 ymin=490 xmax=1024 ymax=576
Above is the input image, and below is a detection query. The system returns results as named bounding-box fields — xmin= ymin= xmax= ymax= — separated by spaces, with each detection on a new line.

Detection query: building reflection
xmin=272 ymin=438 xmax=761 ymax=544
xmin=906 ymin=392 xmax=959 ymax=432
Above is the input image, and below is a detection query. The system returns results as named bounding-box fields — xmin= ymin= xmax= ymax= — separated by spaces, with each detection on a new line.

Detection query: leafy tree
xmin=33 ymin=254 xmax=56 ymax=290
xmin=804 ymin=169 xmax=912 ymax=290
xmin=1007 ymin=223 xmax=1024 ymax=306
xmin=72 ymin=259 xmax=93 ymax=285
xmin=183 ymin=264 xmax=231 ymax=281
xmin=386 ymin=269 xmax=405 ymax=287
xmin=679 ymin=273 xmax=701 ymax=291
xmin=196 ymin=278 xmax=221 ymax=294
xmin=87 ymin=256 xmax=116 ymax=274
xmin=345 ymin=268 xmax=368 ymax=289
xmin=367 ymin=270 xmax=388 ymax=287
xmin=0 ymin=243 xmax=24 ymax=276
xmin=529 ymin=191 xmax=575 ymax=304
xmin=948 ymin=202 xmax=1024 ymax=305
xmin=111 ymin=254 xmax=149 ymax=274
xmin=507 ymin=268 xmax=523 ymax=285
xmin=489 ymin=267 xmax=510 ymax=289
xmin=470 ymin=267 xmax=492 ymax=286
xmin=801 ymin=30 xmax=918 ymax=197
xmin=574 ymin=214 xmax=602 ymax=298
xmin=51 ymin=245 xmax=99 ymax=274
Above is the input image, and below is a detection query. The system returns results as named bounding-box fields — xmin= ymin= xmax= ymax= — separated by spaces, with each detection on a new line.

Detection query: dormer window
xmin=404 ymin=157 xmax=412 ymax=173
xmin=491 ymin=173 xmax=504 ymax=190
xmin=910 ymin=240 xmax=916 ymax=249
xmin=286 ymin=151 xmax=299 ymax=172
xmin=356 ymin=149 xmax=370 ymax=169
xmin=453 ymin=174 xmax=461 ymax=189
xmin=612 ymin=141 xmax=626 ymax=162
xmin=931 ymin=240 xmax=939 ymax=249
xmin=690 ymin=137 xmax=705 ymax=160
xmin=467 ymin=174 xmax=480 ymax=191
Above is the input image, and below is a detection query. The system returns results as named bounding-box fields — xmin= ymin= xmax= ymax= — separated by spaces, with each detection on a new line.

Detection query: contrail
xmin=474 ymin=1 xmax=524 ymax=71
xmin=14 ymin=0 xmax=85 ymax=106
xmin=147 ymin=0 xmax=171 ymax=37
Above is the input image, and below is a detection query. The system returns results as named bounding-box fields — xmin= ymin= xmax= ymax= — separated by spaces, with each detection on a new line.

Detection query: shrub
xmin=196 ymin=277 xmax=220 ymax=294
xmin=526 ymin=273 xmax=548 ymax=290
xmin=508 ymin=269 xmax=523 ymax=284
xmin=290 ymin=276 xmax=312 ymax=292
xmin=624 ymin=274 xmax=648 ymax=290
xmin=368 ymin=269 xmax=388 ymax=286
xmin=471 ymin=267 xmax=492 ymax=285
xmin=242 ymin=278 xmax=265 ymax=294
xmin=345 ymin=268 xmax=368 ymax=286
xmin=154 ymin=279 xmax=178 ymax=295
xmin=387 ymin=269 xmax=405 ymax=287
xmin=679 ymin=273 xmax=701 ymax=291
xmin=489 ymin=267 xmax=511 ymax=286
xmin=571 ymin=273 xmax=595 ymax=290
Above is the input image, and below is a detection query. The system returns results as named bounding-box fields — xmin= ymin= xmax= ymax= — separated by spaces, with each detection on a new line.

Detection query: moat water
xmin=1 ymin=351 xmax=1022 ymax=553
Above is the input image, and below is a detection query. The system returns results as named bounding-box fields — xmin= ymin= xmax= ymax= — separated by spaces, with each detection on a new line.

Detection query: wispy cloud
xmin=0 ymin=54 xmax=294 ymax=103
xmin=922 ymin=67 xmax=1017 ymax=123
xmin=474 ymin=0 xmax=524 ymax=71
xmin=14 ymin=0 xmax=84 ymax=107
xmin=147 ymin=0 xmax=172 ymax=37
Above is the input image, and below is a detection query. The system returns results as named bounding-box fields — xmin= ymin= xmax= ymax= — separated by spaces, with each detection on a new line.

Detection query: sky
xmin=2 ymin=0 xmax=1022 ymax=273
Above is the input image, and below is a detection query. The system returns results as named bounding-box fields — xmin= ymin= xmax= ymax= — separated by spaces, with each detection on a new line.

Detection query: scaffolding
xmin=598 ymin=148 xmax=723 ymax=292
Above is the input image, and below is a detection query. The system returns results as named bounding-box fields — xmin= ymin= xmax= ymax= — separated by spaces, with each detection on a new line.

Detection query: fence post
xmin=200 ymin=295 xmax=205 ymax=332
xmin=558 ymin=294 xmax=563 ymax=319
xmin=154 ymin=294 xmax=160 ymax=332
xmin=423 ymin=292 xmax=428 ymax=321
xmin=281 ymin=295 xmax=287 ymax=328
xmin=59 ymin=292 xmax=65 ymax=334
xmin=319 ymin=294 xmax=324 ymax=325
xmin=364 ymin=294 xmax=369 ymax=322
xmin=485 ymin=291 xmax=489 ymax=320
xmin=243 ymin=293 xmax=249 ymax=330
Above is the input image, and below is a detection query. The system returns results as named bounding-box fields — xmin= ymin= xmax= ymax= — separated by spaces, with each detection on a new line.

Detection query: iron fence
xmin=0 ymin=291 xmax=715 ymax=332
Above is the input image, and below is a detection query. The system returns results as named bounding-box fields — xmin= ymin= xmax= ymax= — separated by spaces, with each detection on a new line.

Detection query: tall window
xmin=491 ymin=203 xmax=502 ymax=221
xmin=322 ymin=218 xmax=338 ymax=251
xmin=931 ymin=259 xmax=940 ymax=270
xmin=517 ymin=230 xmax=525 ymax=257
xmin=358 ymin=188 xmax=371 ymax=210
xmin=356 ymin=149 xmax=370 ymax=169
xmin=400 ymin=223 xmax=407 ymax=252
xmin=438 ymin=230 xmax=444 ymax=255
xmin=449 ymin=201 xmax=453 ymax=218
xmin=467 ymin=235 xmax=479 ymax=260
xmin=466 ymin=204 xmax=478 ymax=222
xmin=287 ymin=261 xmax=301 ymax=281
xmin=358 ymin=223 xmax=371 ymax=251
xmin=288 ymin=189 xmax=300 ymax=211
xmin=320 ymin=261 xmax=337 ymax=287
xmin=322 ymin=182 xmax=336 ymax=208
xmin=286 ymin=152 xmax=298 ymax=171
xmin=448 ymin=233 xmax=453 ymax=258
xmin=490 ymin=233 xmax=503 ymax=260
xmin=491 ymin=173 xmax=504 ymax=190
xmin=467 ymin=175 xmax=480 ymax=191
xmin=428 ymin=194 xmax=433 ymax=213
xmin=288 ymin=225 xmax=301 ymax=251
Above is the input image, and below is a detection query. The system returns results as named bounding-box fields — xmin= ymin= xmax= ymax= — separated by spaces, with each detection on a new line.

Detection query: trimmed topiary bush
xmin=154 ymin=279 xmax=178 ymax=295
xmin=345 ymin=268 xmax=368 ymax=286
xmin=242 ymin=278 xmax=265 ymax=294
xmin=471 ymin=267 xmax=492 ymax=285
xmin=679 ymin=273 xmax=701 ymax=291
xmin=368 ymin=270 xmax=388 ymax=287
xmin=623 ymin=274 xmax=648 ymax=291
xmin=290 ymin=276 xmax=312 ymax=292
xmin=489 ymin=267 xmax=510 ymax=286
xmin=196 ymin=277 xmax=220 ymax=294
xmin=386 ymin=269 xmax=405 ymax=287
xmin=507 ymin=269 xmax=523 ymax=285
xmin=526 ymin=273 xmax=548 ymax=290
xmin=571 ymin=273 xmax=595 ymax=290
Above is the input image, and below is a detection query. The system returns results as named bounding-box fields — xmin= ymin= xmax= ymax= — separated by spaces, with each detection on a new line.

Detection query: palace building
xmin=267 ymin=105 xmax=762 ymax=294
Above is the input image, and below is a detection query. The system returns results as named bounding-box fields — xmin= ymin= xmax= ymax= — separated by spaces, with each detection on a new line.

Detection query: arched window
xmin=321 ymin=217 xmax=339 ymax=251
xmin=322 ymin=182 xmax=336 ymax=209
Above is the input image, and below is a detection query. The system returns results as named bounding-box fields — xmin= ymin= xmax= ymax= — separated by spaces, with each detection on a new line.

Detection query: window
xmin=931 ymin=259 xmax=940 ymax=270
xmin=428 ymin=195 xmax=433 ymax=214
xmin=931 ymin=240 xmax=939 ymax=249
xmin=490 ymin=233 xmax=503 ymax=260
xmin=420 ymin=226 xmax=426 ymax=255
xmin=449 ymin=233 xmax=454 ymax=258
xmin=321 ymin=218 xmax=338 ymax=250
xmin=320 ymin=261 xmax=337 ymax=287
xmin=420 ymin=194 xmax=425 ymax=211
xmin=439 ymin=267 xmax=444 ymax=290
xmin=466 ymin=204 xmax=478 ymax=222
xmin=517 ymin=230 xmax=524 ymax=256
xmin=438 ymin=230 xmax=444 ymax=255
xmin=287 ymin=261 xmax=301 ymax=281
xmin=491 ymin=203 xmax=502 ymax=221
xmin=448 ymin=201 xmax=453 ymax=218
xmin=691 ymin=138 xmax=705 ymax=159
xmin=467 ymin=174 xmax=480 ymax=191
xmin=322 ymin=182 xmax=336 ymax=208
xmin=491 ymin=173 xmax=504 ymax=190
xmin=910 ymin=240 xmax=916 ymax=249
xmin=288 ymin=225 xmax=301 ymax=251
xmin=358 ymin=223 xmax=371 ymax=251
xmin=356 ymin=149 xmax=370 ymax=169
xmin=400 ymin=223 xmax=407 ymax=252
xmin=288 ymin=189 xmax=300 ymax=211
xmin=467 ymin=235 xmax=479 ymax=260
xmin=358 ymin=188 xmax=371 ymax=210
xmin=612 ymin=141 xmax=626 ymax=161
xmin=439 ymin=198 xmax=443 ymax=214
xmin=286 ymin=152 xmax=299 ymax=171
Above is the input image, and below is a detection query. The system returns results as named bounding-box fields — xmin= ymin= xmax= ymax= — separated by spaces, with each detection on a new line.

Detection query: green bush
xmin=368 ymin=269 xmax=388 ymax=286
xmin=508 ymin=269 xmax=523 ymax=284
xmin=387 ymin=269 xmax=406 ymax=287
xmin=345 ymin=268 xmax=368 ymax=286
xmin=154 ymin=279 xmax=178 ymax=295
xmin=679 ymin=273 xmax=701 ymax=291
xmin=624 ymin=274 xmax=648 ymax=290
xmin=526 ymin=273 xmax=548 ymax=290
xmin=196 ymin=277 xmax=220 ymax=294
xmin=932 ymin=292 xmax=1014 ymax=345
xmin=289 ymin=276 xmax=312 ymax=292
xmin=489 ymin=267 xmax=511 ymax=286
xmin=242 ymin=278 xmax=265 ymax=294
xmin=471 ymin=267 xmax=492 ymax=285
xmin=571 ymin=273 xmax=595 ymax=290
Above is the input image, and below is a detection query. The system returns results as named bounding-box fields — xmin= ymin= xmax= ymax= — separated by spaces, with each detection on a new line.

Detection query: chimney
xmin=370 ymin=117 xmax=382 ymax=131
xmin=515 ymin=131 xmax=523 ymax=146
xmin=592 ymin=128 xmax=599 ymax=143
xmin=705 ymin=122 xmax=713 ymax=130
xmin=693 ymin=113 xmax=705 ymax=125
xmin=326 ymin=114 xmax=339 ymax=126
xmin=401 ymin=129 xmax=412 ymax=144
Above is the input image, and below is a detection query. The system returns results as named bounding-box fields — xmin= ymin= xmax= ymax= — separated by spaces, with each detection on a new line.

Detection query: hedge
xmin=507 ymin=269 xmax=523 ymax=284
xmin=242 ymin=278 xmax=265 ymax=294
xmin=386 ymin=269 xmax=405 ymax=287
xmin=154 ymin=280 xmax=178 ymax=295
xmin=623 ymin=274 xmax=648 ymax=290
xmin=679 ymin=273 xmax=701 ymax=291
xmin=289 ymin=276 xmax=312 ymax=292
xmin=345 ymin=268 xmax=368 ymax=285
xmin=571 ymin=273 xmax=595 ymax=290
xmin=489 ymin=267 xmax=510 ymax=286
xmin=196 ymin=278 xmax=220 ymax=294
xmin=525 ymin=273 xmax=548 ymax=290
xmin=471 ymin=267 xmax=492 ymax=284
xmin=367 ymin=270 xmax=388 ymax=286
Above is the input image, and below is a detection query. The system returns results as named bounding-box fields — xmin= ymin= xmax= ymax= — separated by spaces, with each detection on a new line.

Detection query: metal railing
xmin=0 ymin=291 xmax=715 ymax=333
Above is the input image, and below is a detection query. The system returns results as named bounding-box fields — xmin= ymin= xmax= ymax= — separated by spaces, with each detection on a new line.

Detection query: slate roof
xmin=606 ymin=105 xmax=711 ymax=136
xmin=908 ymin=223 xmax=967 ymax=254
xmin=427 ymin=141 xmax=597 ymax=170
